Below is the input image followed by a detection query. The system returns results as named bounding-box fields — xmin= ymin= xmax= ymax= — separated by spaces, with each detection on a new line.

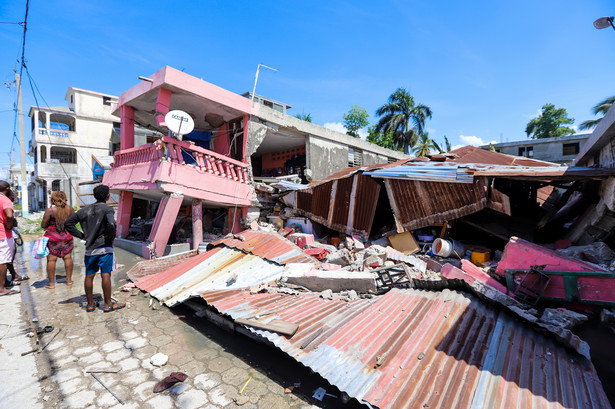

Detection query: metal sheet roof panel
xmin=199 ymin=288 xmax=610 ymax=409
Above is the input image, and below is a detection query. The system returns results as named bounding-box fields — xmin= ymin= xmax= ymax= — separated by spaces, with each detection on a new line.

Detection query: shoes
xmin=153 ymin=372 xmax=188 ymax=393
xmin=103 ymin=302 xmax=126 ymax=313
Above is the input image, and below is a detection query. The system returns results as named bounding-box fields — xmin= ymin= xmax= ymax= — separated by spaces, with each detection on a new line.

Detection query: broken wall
xmin=307 ymin=135 xmax=348 ymax=180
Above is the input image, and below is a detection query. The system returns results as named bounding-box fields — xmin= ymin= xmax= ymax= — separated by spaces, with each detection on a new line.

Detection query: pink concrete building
xmin=104 ymin=66 xmax=406 ymax=258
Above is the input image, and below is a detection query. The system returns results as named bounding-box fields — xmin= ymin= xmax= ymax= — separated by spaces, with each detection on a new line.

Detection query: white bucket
xmin=432 ymin=238 xmax=465 ymax=258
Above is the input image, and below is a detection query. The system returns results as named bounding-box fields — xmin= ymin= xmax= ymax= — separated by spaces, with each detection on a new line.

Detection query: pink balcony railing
xmin=112 ymin=136 xmax=250 ymax=184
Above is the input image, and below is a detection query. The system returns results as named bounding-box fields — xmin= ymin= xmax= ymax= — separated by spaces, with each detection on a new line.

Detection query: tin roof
xmin=447 ymin=145 xmax=559 ymax=167
xmin=209 ymin=230 xmax=316 ymax=265
xmin=136 ymin=247 xmax=286 ymax=306
xmin=199 ymin=288 xmax=610 ymax=409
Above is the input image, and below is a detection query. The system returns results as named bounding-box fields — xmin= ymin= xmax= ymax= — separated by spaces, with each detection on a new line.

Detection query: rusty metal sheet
xmin=352 ymin=174 xmax=380 ymax=237
xmin=387 ymin=178 xmax=488 ymax=231
xmin=331 ymin=177 xmax=353 ymax=228
xmin=297 ymin=190 xmax=312 ymax=213
xmin=199 ymin=288 xmax=610 ymax=409
xmin=448 ymin=146 xmax=558 ymax=167
xmin=311 ymin=183 xmax=332 ymax=220
xmin=210 ymin=230 xmax=316 ymax=265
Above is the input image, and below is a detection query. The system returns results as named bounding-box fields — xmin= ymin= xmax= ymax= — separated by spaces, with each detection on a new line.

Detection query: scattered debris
xmin=92 ymin=373 xmax=125 ymax=404
xmin=150 ymin=353 xmax=169 ymax=367
xmin=153 ymin=372 xmax=188 ymax=393
xmin=86 ymin=366 xmax=121 ymax=374
xmin=235 ymin=317 xmax=298 ymax=337
xmin=239 ymin=376 xmax=252 ymax=394
xmin=538 ymin=308 xmax=588 ymax=330
xmin=312 ymin=387 xmax=336 ymax=401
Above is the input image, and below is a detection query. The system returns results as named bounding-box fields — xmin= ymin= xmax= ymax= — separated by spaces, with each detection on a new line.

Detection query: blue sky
xmin=0 ymin=0 xmax=614 ymax=165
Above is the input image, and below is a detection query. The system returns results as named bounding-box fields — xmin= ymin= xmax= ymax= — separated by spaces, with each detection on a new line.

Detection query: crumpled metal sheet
xmin=199 ymin=288 xmax=611 ymax=409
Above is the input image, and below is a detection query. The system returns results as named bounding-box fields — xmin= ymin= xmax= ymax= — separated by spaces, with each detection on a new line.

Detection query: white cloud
xmin=323 ymin=122 xmax=368 ymax=140
xmin=451 ymin=144 xmax=464 ymax=151
xmin=458 ymin=135 xmax=498 ymax=147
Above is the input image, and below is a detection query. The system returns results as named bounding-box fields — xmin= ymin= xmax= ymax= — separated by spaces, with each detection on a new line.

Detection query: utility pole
xmin=16 ymin=72 xmax=29 ymax=217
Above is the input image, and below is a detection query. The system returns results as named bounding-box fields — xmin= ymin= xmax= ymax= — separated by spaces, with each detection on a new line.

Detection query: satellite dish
xmin=165 ymin=110 xmax=195 ymax=138
xmin=594 ymin=16 xmax=614 ymax=29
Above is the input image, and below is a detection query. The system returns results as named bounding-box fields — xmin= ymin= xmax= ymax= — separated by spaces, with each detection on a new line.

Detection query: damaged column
xmin=192 ymin=199 xmax=203 ymax=250
xmin=148 ymin=192 xmax=184 ymax=258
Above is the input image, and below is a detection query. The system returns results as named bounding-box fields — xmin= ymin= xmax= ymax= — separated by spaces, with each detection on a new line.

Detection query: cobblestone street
xmin=6 ymin=240 xmax=353 ymax=409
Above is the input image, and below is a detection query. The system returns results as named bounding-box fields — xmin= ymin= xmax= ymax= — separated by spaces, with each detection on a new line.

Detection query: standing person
xmin=0 ymin=181 xmax=18 ymax=296
xmin=65 ymin=185 xmax=124 ymax=312
xmin=4 ymin=190 xmax=28 ymax=287
xmin=41 ymin=191 xmax=75 ymax=289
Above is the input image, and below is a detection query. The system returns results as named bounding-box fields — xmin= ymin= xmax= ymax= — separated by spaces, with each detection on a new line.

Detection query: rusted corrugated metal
xmin=295 ymin=174 xmax=381 ymax=238
xmin=137 ymin=247 xmax=286 ymax=306
xmin=352 ymin=174 xmax=380 ymax=236
xmin=127 ymin=250 xmax=198 ymax=282
xmin=448 ymin=146 xmax=558 ymax=167
xmin=199 ymin=288 xmax=611 ymax=409
xmin=331 ymin=176 xmax=353 ymax=227
xmin=385 ymin=177 xmax=488 ymax=231
xmin=209 ymin=230 xmax=316 ymax=265
xmin=296 ymin=190 xmax=312 ymax=213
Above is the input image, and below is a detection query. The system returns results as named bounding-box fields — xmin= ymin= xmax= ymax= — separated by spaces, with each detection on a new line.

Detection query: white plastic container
xmin=432 ymin=238 xmax=465 ymax=258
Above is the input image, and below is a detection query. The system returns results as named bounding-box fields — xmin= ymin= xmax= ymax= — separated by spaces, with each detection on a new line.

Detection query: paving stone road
xmin=5 ymin=240 xmax=358 ymax=409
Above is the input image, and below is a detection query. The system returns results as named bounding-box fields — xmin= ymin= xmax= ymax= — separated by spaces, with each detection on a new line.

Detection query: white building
xmin=28 ymin=87 xmax=158 ymax=211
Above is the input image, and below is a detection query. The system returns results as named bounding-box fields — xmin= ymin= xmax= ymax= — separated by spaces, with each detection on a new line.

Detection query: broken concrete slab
xmin=324 ymin=248 xmax=353 ymax=266
xmin=459 ymin=259 xmax=508 ymax=294
xmin=556 ymin=241 xmax=615 ymax=266
xmin=538 ymin=308 xmax=588 ymax=330
xmin=305 ymin=241 xmax=338 ymax=253
xmin=284 ymin=269 xmax=377 ymax=293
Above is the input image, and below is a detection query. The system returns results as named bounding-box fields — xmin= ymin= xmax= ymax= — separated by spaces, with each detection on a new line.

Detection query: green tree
xmin=443 ymin=135 xmax=451 ymax=152
xmin=366 ymin=126 xmax=402 ymax=151
xmin=412 ymin=133 xmax=438 ymax=157
xmin=343 ymin=105 xmax=369 ymax=138
xmin=295 ymin=113 xmax=312 ymax=122
xmin=375 ymin=88 xmax=432 ymax=154
xmin=525 ymin=104 xmax=575 ymax=139
xmin=579 ymin=95 xmax=615 ymax=130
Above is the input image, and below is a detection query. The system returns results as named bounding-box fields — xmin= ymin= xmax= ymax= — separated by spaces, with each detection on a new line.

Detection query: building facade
xmin=486 ymin=133 xmax=590 ymax=165
xmin=103 ymin=66 xmax=408 ymax=258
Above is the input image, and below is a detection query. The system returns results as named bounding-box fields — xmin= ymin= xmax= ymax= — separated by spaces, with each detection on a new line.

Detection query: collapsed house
xmin=102 ymin=66 xmax=407 ymax=259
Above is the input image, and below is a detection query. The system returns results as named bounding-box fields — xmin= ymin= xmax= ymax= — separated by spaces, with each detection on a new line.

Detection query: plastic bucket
xmin=432 ymin=238 xmax=465 ymax=258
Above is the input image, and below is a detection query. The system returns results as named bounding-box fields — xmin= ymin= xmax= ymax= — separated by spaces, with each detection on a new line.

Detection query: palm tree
xmin=579 ymin=96 xmax=615 ymax=130
xmin=412 ymin=133 xmax=438 ymax=157
xmin=375 ymin=88 xmax=432 ymax=154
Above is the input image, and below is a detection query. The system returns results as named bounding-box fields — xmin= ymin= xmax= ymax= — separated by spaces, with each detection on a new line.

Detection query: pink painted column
xmin=192 ymin=199 xmax=203 ymax=250
xmin=120 ymin=105 xmax=135 ymax=150
xmin=155 ymin=87 xmax=172 ymax=127
xmin=223 ymin=207 xmax=244 ymax=234
xmin=148 ymin=193 xmax=183 ymax=258
xmin=116 ymin=191 xmax=133 ymax=238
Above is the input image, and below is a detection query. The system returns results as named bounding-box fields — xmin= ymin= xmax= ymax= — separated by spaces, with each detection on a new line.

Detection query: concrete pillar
xmin=155 ymin=88 xmax=172 ymax=127
xmin=192 ymin=199 xmax=203 ymax=250
xmin=148 ymin=193 xmax=183 ymax=258
xmin=120 ymin=105 xmax=135 ymax=150
xmin=224 ymin=207 xmax=244 ymax=235
xmin=116 ymin=190 xmax=134 ymax=238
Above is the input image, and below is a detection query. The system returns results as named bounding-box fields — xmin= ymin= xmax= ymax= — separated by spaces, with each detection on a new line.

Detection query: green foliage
xmin=343 ymin=105 xmax=369 ymax=138
xmin=525 ymin=104 xmax=575 ymax=139
xmin=443 ymin=135 xmax=451 ymax=152
xmin=366 ymin=126 xmax=403 ymax=151
xmin=375 ymin=88 xmax=432 ymax=154
xmin=412 ymin=133 xmax=439 ymax=157
xmin=579 ymin=95 xmax=615 ymax=130
xmin=488 ymin=143 xmax=496 ymax=152
xmin=295 ymin=113 xmax=312 ymax=122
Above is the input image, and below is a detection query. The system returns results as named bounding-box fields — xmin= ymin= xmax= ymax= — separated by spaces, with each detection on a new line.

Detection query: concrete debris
xmin=150 ymin=353 xmax=169 ymax=367
xmin=340 ymin=290 xmax=359 ymax=302
xmin=600 ymin=308 xmax=615 ymax=324
xmin=538 ymin=308 xmax=588 ymax=330
xmin=254 ymin=182 xmax=275 ymax=193
xmin=324 ymin=249 xmax=353 ymax=266
xmin=305 ymin=241 xmax=337 ymax=253
xmin=320 ymin=289 xmax=334 ymax=300
xmin=555 ymin=241 xmax=615 ymax=266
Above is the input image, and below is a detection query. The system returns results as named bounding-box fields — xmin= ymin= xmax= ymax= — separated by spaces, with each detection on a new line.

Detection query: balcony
xmin=104 ymin=136 xmax=253 ymax=206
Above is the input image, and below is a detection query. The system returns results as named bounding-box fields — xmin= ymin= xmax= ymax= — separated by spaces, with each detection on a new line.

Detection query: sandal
xmin=13 ymin=276 xmax=29 ymax=282
xmin=103 ymin=302 xmax=126 ymax=313
xmin=86 ymin=304 xmax=97 ymax=312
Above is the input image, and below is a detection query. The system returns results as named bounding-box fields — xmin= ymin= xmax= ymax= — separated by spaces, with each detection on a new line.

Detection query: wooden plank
xmin=235 ymin=318 xmax=298 ymax=337
xmin=86 ymin=366 xmax=121 ymax=374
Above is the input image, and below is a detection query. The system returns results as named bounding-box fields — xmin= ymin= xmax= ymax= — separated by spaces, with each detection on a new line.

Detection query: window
xmin=348 ymin=147 xmax=363 ymax=167
xmin=103 ymin=96 xmax=112 ymax=106
xmin=518 ymin=146 xmax=533 ymax=157
xmin=51 ymin=180 xmax=61 ymax=192
xmin=50 ymin=147 xmax=77 ymax=164
xmin=40 ymin=146 xmax=47 ymax=163
xmin=563 ymin=142 xmax=580 ymax=156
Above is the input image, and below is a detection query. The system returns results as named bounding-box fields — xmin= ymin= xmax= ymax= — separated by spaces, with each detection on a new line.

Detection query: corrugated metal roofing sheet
xmin=448 ymin=145 xmax=559 ymax=167
xmin=209 ymin=230 xmax=316 ymax=265
xmin=199 ymin=288 xmax=611 ymax=409
xmin=138 ymin=247 xmax=286 ymax=306
xmin=365 ymin=163 xmax=475 ymax=183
